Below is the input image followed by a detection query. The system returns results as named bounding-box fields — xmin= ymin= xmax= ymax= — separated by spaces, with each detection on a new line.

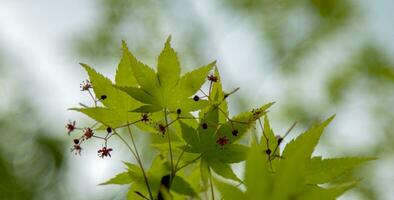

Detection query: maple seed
xmin=100 ymin=95 xmax=107 ymax=100
xmin=232 ymin=129 xmax=239 ymax=136
xmin=73 ymin=139 xmax=79 ymax=144
xmin=216 ymin=136 xmax=229 ymax=146
xmin=265 ymin=149 xmax=272 ymax=155
xmin=106 ymin=127 xmax=112 ymax=133
xmin=193 ymin=95 xmax=200 ymax=101
xmin=202 ymin=123 xmax=208 ymax=129
xmin=98 ymin=147 xmax=113 ymax=158
xmin=66 ymin=121 xmax=76 ymax=134
xmin=83 ymin=128 xmax=94 ymax=139
xmin=176 ymin=108 xmax=181 ymax=114
xmin=207 ymin=74 xmax=218 ymax=82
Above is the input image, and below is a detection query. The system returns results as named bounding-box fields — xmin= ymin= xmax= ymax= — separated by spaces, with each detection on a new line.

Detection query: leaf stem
xmin=258 ymin=118 xmax=270 ymax=150
xmin=209 ymin=169 xmax=215 ymax=200
xmin=117 ymin=119 xmax=142 ymax=128
xmin=174 ymin=155 xmax=201 ymax=173
xmin=164 ymin=109 xmax=175 ymax=178
xmin=87 ymin=89 xmax=97 ymax=107
xmin=270 ymin=121 xmax=297 ymax=161
xmin=114 ymin=130 xmax=153 ymax=200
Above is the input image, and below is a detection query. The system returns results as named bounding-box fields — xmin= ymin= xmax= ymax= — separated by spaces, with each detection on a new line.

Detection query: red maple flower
xmin=71 ymin=144 xmax=82 ymax=155
xmin=216 ymin=136 xmax=229 ymax=146
xmin=66 ymin=121 xmax=76 ymax=134
xmin=80 ymin=80 xmax=92 ymax=91
xmin=207 ymin=74 xmax=218 ymax=82
xmin=141 ymin=113 xmax=150 ymax=123
xmin=158 ymin=124 xmax=166 ymax=134
xmin=83 ymin=128 xmax=94 ymax=139
xmin=98 ymin=147 xmax=113 ymax=158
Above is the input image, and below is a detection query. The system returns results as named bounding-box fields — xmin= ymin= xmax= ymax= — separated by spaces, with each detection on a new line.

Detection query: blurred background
xmin=0 ymin=0 xmax=393 ymax=199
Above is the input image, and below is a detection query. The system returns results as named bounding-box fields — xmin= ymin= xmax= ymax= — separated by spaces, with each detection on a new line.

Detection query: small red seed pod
xmin=106 ymin=127 xmax=112 ymax=133
xmin=193 ymin=95 xmax=199 ymax=101
xmin=73 ymin=139 xmax=79 ymax=144
xmin=276 ymin=135 xmax=283 ymax=144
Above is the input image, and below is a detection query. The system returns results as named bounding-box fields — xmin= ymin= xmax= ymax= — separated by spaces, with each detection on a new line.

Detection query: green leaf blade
xmin=178 ymin=61 xmax=216 ymax=98
xmin=80 ymin=63 xmax=142 ymax=111
xmin=115 ymin=41 xmax=138 ymax=87
xmin=99 ymin=172 xmax=133 ymax=185
xmin=157 ymin=36 xmax=181 ymax=89
xmin=215 ymin=179 xmax=246 ymax=200
xmin=306 ymin=156 xmax=375 ymax=184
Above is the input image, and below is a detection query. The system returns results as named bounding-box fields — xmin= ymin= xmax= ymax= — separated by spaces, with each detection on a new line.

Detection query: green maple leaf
xmin=100 ymin=155 xmax=197 ymax=200
xmin=117 ymin=36 xmax=215 ymax=113
xmin=178 ymin=69 xmax=274 ymax=183
xmin=70 ymin=60 xmax=143 ymax=128
xmin=216 ymin=116 xmax=374 ymax=200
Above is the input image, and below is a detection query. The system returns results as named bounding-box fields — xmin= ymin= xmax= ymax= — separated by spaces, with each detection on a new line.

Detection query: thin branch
xmin=117 ymin=119 xmax=142 ymax=128
xmin=115 ymin=130 xmax=153 ymax=200
xmin=209 ymin=169 xmax=215 ymax=200
xmin=270 ymin=121 xmax=297 ymax=161
xmin=175 ymin=155 xmax=201 ymax=173
xmin=164 ymin=109 xmax=175 ymax=178
xmin=87 ymin=90 xmax=97 ymax=107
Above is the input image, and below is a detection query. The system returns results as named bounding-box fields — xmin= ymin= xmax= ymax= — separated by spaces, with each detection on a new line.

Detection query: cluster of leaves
xmin=69 ymin=37 xmax=373 ymax=200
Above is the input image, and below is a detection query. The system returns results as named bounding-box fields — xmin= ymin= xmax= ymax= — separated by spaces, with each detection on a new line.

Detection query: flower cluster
xmin=66 ymin=121 xmax=114 ymax=157
xmin=66 ymin=79 xmax=114 ymax=157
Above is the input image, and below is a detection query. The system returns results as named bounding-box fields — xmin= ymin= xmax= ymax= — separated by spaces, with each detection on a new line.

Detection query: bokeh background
xmin=0 ymin=0 xmax=393 ymax=199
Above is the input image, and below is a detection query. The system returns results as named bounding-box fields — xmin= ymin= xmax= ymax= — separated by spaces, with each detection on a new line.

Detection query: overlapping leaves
xmin=179 ymin=69 xmax=274 ymax=183
xmin=70 ymin=37 xmax=373 ymax=200
xmin=216 ymin=116 xmax=374 ymax=200
xmin=100 ymin=155 xmax=196 ymax=199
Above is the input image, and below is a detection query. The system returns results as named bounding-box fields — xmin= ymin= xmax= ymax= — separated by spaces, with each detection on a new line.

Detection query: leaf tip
xmin=79 ymin=63 xmax=92 ymax=71
xmin=324 ymin=114 xmax=336 ymax=125
xmin=121 ymin=40 xmax=127 ymax=47
xmin=164 ymin=35 xmax=173 ymax=48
